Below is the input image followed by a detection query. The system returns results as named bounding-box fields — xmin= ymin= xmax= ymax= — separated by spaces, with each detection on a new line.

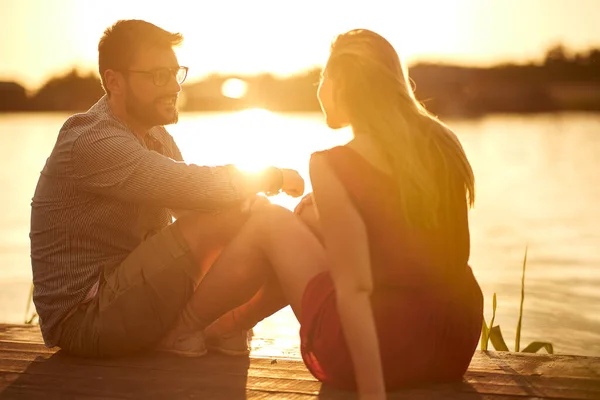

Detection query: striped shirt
xmin=30 ymin=96 xmax=246 ymax=347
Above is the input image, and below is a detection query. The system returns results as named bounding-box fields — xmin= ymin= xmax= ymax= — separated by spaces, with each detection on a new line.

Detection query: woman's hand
xmin=294 ymin=192 xmax=313 ymax=215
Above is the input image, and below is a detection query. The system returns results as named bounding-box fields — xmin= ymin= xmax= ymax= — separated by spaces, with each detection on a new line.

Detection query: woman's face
xmin=317 ymin=65 xmax=349 ymax=130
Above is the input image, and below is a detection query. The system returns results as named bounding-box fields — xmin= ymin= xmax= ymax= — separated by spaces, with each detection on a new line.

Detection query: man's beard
xmin=125 ymin=91 xmax=178 ymax=128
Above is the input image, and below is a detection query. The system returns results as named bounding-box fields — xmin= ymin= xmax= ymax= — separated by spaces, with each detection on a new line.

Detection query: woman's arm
xmin=309 ymin=153 xmax=386 ymax=399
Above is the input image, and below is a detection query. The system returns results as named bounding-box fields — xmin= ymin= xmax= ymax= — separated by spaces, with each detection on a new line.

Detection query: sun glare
xmin=221 ymin=78 xmax=248 ymax=99
xmin=230 ymin=108 xmax=279 ymax=172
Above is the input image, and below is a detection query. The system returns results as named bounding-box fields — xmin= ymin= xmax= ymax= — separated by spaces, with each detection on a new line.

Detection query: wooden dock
xmin=0 ymin=324 xmax=598 ymax=399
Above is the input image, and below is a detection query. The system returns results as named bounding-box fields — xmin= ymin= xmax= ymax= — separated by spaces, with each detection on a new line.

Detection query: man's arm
xmin=161 ymin=130 xmax=195 ymax=219
xmin=71 ymin=123 xmax=254 ymax=211
xmin=164 ymin=129 xmax=185 ymax=163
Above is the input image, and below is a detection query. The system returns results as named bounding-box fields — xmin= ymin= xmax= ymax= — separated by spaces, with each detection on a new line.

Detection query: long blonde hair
xmin=327 ymin=29 xmax=475 ymax=228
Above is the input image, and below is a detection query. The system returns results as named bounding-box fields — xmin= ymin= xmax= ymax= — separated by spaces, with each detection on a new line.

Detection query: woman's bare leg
xmin=170 ymin=204 xmax=326 ymax=338
xmin=207 ymin=201 xmax=327 ymax=337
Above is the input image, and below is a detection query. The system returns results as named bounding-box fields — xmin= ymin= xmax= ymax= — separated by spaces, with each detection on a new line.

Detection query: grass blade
xmin=484 ymin=293 xmax=498 ymax=351
xmin=481 ymin=319 xmax=489 ymax=350
xmin=490 ymin=325 xmax=510 ymax=351
xmin=521 ymin=341 xmax=554 ymax=354
xmin=25 ymin=313 xmax=37 ymax=325
xmin=24 ymin=283 xmax=35 ymax=324
xmin=515 ymin=246 xmax=528 ymax=352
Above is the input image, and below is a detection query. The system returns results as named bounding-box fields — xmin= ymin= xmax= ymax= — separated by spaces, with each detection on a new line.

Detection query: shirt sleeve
xmin=70 ymin=121 xmax=247 ymax=210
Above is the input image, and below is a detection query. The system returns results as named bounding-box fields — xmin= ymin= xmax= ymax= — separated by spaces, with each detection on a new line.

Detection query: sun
xmin=229 ymin=108 xmax=278 ymax=172
xmin=221 ymin=78 xmax=248 ymax=99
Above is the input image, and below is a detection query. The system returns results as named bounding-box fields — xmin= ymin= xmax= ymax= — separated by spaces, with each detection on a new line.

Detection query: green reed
xmin=480 ymin=246 xmax=554 ymax=354
xmin=24 ymin=282 xmax=37 ymax=325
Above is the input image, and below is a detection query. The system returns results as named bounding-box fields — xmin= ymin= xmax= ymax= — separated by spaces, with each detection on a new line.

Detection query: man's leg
xmin=58 ymin=205 xmax=253 ymax=357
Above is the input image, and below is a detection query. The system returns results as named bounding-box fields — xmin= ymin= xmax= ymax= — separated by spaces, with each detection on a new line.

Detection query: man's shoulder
xmin=61 ymin=113 xmax=124 ymax=138
xmin=59 ymin=99 xmax=127 ymax=143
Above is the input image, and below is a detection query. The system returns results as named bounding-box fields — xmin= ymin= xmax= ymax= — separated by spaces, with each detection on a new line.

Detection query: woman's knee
xmin=248 ymin=203 xmax=295 ymax=228
xmin=297 ymin=203 xmax=321 ymax=238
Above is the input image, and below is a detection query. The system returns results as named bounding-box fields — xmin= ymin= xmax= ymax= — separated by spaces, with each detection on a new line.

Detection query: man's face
xmin=124 ymin=46 xmax=182 ymax=127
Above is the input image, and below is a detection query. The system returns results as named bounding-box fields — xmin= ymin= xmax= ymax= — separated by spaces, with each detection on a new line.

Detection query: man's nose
xmin=167 ymin=74 xmax=182 ymax=92
xmin=163 ymin=70 xmax=181 ymax=92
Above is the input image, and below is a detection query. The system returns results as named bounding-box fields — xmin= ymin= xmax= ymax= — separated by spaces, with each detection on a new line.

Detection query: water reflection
xmin=1 ymin=110 xmax=599 ymax=357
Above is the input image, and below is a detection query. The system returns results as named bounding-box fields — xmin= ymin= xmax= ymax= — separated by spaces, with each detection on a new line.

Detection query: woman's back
xmin=324 ymin=140 xmax=472 ymax=289
xmin=300 ymin=142 xmax=483 ymax=390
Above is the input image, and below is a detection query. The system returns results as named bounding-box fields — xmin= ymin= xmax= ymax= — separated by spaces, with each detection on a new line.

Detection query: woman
xmin=290 ymin=28 xmax=483 ymax=396
xmin=168 ymin=29 xmax=483 ymax=399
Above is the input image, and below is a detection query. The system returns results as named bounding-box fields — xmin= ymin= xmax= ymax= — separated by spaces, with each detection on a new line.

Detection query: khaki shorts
xmin=58 ymin=223 xmax=200 ymax=357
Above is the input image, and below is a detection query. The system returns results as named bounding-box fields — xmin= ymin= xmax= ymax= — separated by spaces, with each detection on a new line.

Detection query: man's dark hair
xmin=98 ymin=19 xmax=183 ymax=95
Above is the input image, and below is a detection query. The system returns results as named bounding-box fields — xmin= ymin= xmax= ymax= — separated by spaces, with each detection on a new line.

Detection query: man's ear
xmin=104 ymin=69 xmax=125 ymax=96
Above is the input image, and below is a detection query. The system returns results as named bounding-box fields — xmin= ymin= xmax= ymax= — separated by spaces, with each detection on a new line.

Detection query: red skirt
xmin=299 ymin=270 xmax=483 ymax=391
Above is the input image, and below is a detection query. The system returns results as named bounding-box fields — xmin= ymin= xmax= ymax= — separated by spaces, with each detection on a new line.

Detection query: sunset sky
xmin=1 ymin=0 xmax=599 ymax=91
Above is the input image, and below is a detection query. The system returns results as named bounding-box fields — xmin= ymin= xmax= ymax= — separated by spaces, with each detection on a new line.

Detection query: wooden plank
xmin=465 ymin=372 xmax=599 ymax=399
xmin=0 ymin=370 xmax=543 ymax=400
xmin=2 ymin=345 xmax=597 ymax=388
xmin=491 ymin=351 xmax=600 ymax=379
xmin=0 ymin=344 xmax=312 ymax=376
xmin=3 ymin=352 xmax=597 ymax=400
xmin=0 ymin=371 xmax=322 ymax=400
xmin=1 ymin=324 xmax=600 ymax=400
xmin=0 ymin=325 xmax=45 ymax=344
xmin=0 ymin=357 xmax=318 ymax=385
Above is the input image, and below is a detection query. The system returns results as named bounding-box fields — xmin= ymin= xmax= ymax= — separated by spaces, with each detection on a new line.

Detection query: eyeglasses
xmin=124 ymin=66 xmax=188 ymax=86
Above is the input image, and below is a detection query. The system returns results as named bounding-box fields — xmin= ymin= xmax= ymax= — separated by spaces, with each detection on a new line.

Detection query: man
xmin=29 ymin=19 xmax=304 ymax=358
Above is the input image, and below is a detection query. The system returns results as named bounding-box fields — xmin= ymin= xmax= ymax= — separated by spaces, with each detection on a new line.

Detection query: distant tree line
xmin=1 ymin=45 xmax=599 ymax=116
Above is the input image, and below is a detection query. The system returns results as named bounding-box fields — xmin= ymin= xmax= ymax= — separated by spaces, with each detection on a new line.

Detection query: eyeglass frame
xmin=121 ymin=66 xmax=189 ymax=87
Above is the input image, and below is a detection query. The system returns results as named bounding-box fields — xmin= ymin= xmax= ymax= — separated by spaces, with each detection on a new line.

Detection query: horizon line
xmin=4 ymin=43 xmax=599 ymax=93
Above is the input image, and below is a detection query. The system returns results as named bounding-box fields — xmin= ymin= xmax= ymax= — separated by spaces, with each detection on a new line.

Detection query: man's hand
xmin=280 ymin=169 xmax=305 ymax=198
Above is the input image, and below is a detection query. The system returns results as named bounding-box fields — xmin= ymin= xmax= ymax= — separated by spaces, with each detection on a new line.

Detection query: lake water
xmin=1 ymin=110 xmax=599 ymax=358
